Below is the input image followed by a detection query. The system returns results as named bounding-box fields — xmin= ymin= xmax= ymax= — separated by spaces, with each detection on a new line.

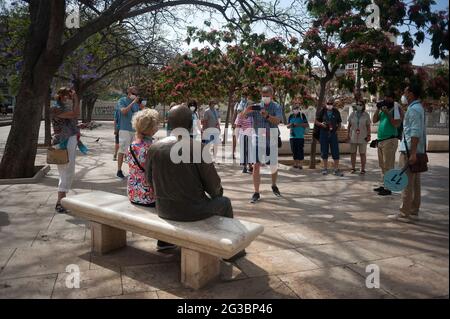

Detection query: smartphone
xmin=251 ymin=104 xmax=261 ymax=111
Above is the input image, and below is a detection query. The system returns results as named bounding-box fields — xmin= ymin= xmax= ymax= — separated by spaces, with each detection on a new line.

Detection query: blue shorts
xmin=249 ymin=136 xmax=278 ymax=165
xmin=320 ymin=132 xmax=340 ymax=160
xmin=202 ymin=132 xmax=220 ymax=145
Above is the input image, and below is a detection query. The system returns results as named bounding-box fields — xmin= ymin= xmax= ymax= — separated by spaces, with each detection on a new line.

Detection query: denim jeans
xmin=319 ymin=131 xmax=339 ymax=160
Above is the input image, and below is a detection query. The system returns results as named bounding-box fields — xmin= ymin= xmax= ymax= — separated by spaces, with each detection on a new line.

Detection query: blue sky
xmin=407 ymin=0 xmax=448 ymax=65
xmin=178 ymin=0 xmax=448 ymax=66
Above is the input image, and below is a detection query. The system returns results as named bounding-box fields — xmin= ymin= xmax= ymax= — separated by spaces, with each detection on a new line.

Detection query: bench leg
xmin=181 ymin=248 xmax=220 ymax=289
xmin=91 ymin=222 xmax=126 ymax=255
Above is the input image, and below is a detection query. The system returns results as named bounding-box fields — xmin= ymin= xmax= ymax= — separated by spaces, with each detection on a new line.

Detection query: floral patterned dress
xmin=126 ymin=139 xmax=155 ymax=205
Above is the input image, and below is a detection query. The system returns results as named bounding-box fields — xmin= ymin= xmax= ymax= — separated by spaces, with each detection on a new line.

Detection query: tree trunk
xmin=0 ymin=0 xmax=65 ymax=178
xmin=280 ymin=92 xmax=287 ymax=124
xmin=81 ymin=98 xmax=88 ymax=123
xmin=317 ymin=79 xmax=327 ymax=111
xmin=44 ymin=87 xmax=52 ymax=146
xmin=355 ymin=60 xmax=362 ymax=95
xmin=0 ymin=87 xmax=49 ymax=178
xmin=86 ymin=94 xmax=98 ymax=123
xmin=222 ymin=89 xmax=235 ymax=146
xmin=310 ymin=79 xmax=328 ymax=169
xmin=162 ymin=104 xmax=166 ymax=128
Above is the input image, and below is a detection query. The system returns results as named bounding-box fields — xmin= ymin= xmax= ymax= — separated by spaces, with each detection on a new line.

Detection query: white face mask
xmin=356 ymin=105 xmax=363 ymax=111
xmin=141 ymin=100 xmax=147 ymax=106
xmin=401 ymin=95 xmax=408 ymax=105
xmin=262 ymin=97 xmax=271 ymax=105
xmin=326 ymin=104 xmax=333 ymax=110
xmin=190 ymin=106 xmax=196 ymax=112
xmin=214 ymin=105 xmax=219 ymax=110
xmin=129 ymin=94 xmax=137 ymax=100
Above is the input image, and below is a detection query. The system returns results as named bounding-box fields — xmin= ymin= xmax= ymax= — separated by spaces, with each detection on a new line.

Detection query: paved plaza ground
xmin=0 ymin=121 xmax=448 ymax=299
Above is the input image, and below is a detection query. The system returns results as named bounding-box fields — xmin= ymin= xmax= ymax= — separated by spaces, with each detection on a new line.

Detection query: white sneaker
xmin=387 ymin=213 xmax=412 ymax=222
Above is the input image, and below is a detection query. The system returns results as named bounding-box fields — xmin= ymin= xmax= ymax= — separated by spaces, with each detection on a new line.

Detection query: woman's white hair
xmin=132 ymin=108 xmax=159 ymax=133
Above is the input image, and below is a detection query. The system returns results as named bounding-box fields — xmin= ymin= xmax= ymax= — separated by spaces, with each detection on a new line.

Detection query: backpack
xmin=301 ymin=113 xmax=310 ymax=135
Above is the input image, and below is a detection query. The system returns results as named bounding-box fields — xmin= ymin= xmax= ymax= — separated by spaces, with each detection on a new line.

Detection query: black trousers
xmin=290 ymin=138 xmax=305 ymax=160
xmin=240 ymin=135 xmax=249 ymax=166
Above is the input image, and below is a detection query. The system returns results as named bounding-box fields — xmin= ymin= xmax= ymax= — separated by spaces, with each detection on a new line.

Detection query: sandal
xmin=55 ymin=203 xmax=67 ymax=214
xmin=360 ymin=170 xmax=366 ymax=175
xmin=351 ymin=169 xmax=357 ymax=174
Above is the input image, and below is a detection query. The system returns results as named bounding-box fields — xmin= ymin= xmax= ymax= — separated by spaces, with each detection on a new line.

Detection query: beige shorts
xmin=118 ymin=130 xmax=135 ymax=154
xmin=350 ymin=143 xmax=367 ymax=154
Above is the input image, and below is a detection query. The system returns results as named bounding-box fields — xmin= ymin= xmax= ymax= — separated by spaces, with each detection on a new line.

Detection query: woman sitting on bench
xmin=126 ymin=109 xmax=176 ymax=251
xmin=126 ymin=108 xmax=159 ymax=207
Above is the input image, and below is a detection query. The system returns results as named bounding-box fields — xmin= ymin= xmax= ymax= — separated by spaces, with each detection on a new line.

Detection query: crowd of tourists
xmin=50 ymin=76 xmax=428 ymax=256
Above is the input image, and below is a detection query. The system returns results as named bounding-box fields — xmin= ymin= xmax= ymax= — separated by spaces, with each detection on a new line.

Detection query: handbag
xmin=403 ymin=113 xmax=428 ymax=173
xmin=404 ymin=137 xmax=428 ymax=173
xmin=370 ymin=139 xmax=378 ymax=148
xmin=47 ymin=147 xmax=69 ymax=164
xmin=278 ymin=128 xmax=282 ymax=148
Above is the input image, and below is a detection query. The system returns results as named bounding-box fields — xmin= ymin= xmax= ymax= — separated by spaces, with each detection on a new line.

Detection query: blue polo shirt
xmin=116 ymin=96 xmax=140 ymax=132
xmin=114 ymin=108 xmax=121 ymax=131
xmin=400 ymin=100 xmax=427 ymax=154
xmin=288 ymin=113 xmax=308 ymax=138
xmin=250 ymin=101 xmax=283 ymax=131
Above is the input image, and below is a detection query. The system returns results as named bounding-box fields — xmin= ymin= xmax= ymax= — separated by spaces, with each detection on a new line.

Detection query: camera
xmin=376 ymin=100 xmax=394 ymax=110
xmin=251 ymin=104 xmax=261 ymax=111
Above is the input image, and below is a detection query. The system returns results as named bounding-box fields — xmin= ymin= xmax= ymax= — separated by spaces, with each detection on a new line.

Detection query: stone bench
xmin=279 ymin=128 xmax=353 ymax=160
xmin=61 ymin=191 xmax=264 ymax=289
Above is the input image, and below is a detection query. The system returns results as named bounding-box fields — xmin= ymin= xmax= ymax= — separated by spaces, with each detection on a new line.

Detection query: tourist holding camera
xmin=315 ymin=98 xmax=343 ymax=176
xmin=115 ymin=86 xmax=145 ymax=179
xmin=243 ymin=85 xmax=283 ymax=204
xmin=372 ymin=89 xmax=403 ymax=196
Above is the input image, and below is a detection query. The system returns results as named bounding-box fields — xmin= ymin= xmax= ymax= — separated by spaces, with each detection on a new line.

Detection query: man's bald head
xmin=168 ymin=105 xmax=193 ymax=131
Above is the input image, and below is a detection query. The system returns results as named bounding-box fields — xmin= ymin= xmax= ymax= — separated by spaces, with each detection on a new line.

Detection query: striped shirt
xmin=235 ymin=113 xmax=253 ymax=136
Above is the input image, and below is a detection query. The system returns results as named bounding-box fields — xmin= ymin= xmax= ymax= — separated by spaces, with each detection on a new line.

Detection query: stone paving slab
xmin=235 ymin=249 xmax=319 ymax=277
xmin=52 ymin=268 xmax=122 ymax=299
xmin=0 ymin=274 xmax=57 ymax=299
xmin=296 ymin=242 xmax=383 ymax=268
xmin=0 ymin=243 xmax=91 ymax=279
xmin=156 ymin=276 xmax=298 ymax=299
xmin=278 ymin=266 xmax=392 ymax=299
xmin=347 ymin=256 xmax=450 ymax=298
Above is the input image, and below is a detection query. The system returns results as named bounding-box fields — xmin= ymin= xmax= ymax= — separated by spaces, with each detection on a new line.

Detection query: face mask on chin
xmin=262 ymin=97 xmax=271 ymax=105
xmin=401 ymin=95 xmax=408 ymax=105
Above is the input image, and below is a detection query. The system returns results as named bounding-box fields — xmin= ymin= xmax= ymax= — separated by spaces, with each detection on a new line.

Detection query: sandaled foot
xmin=55 ymin=203 xmax=67 ymax=214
